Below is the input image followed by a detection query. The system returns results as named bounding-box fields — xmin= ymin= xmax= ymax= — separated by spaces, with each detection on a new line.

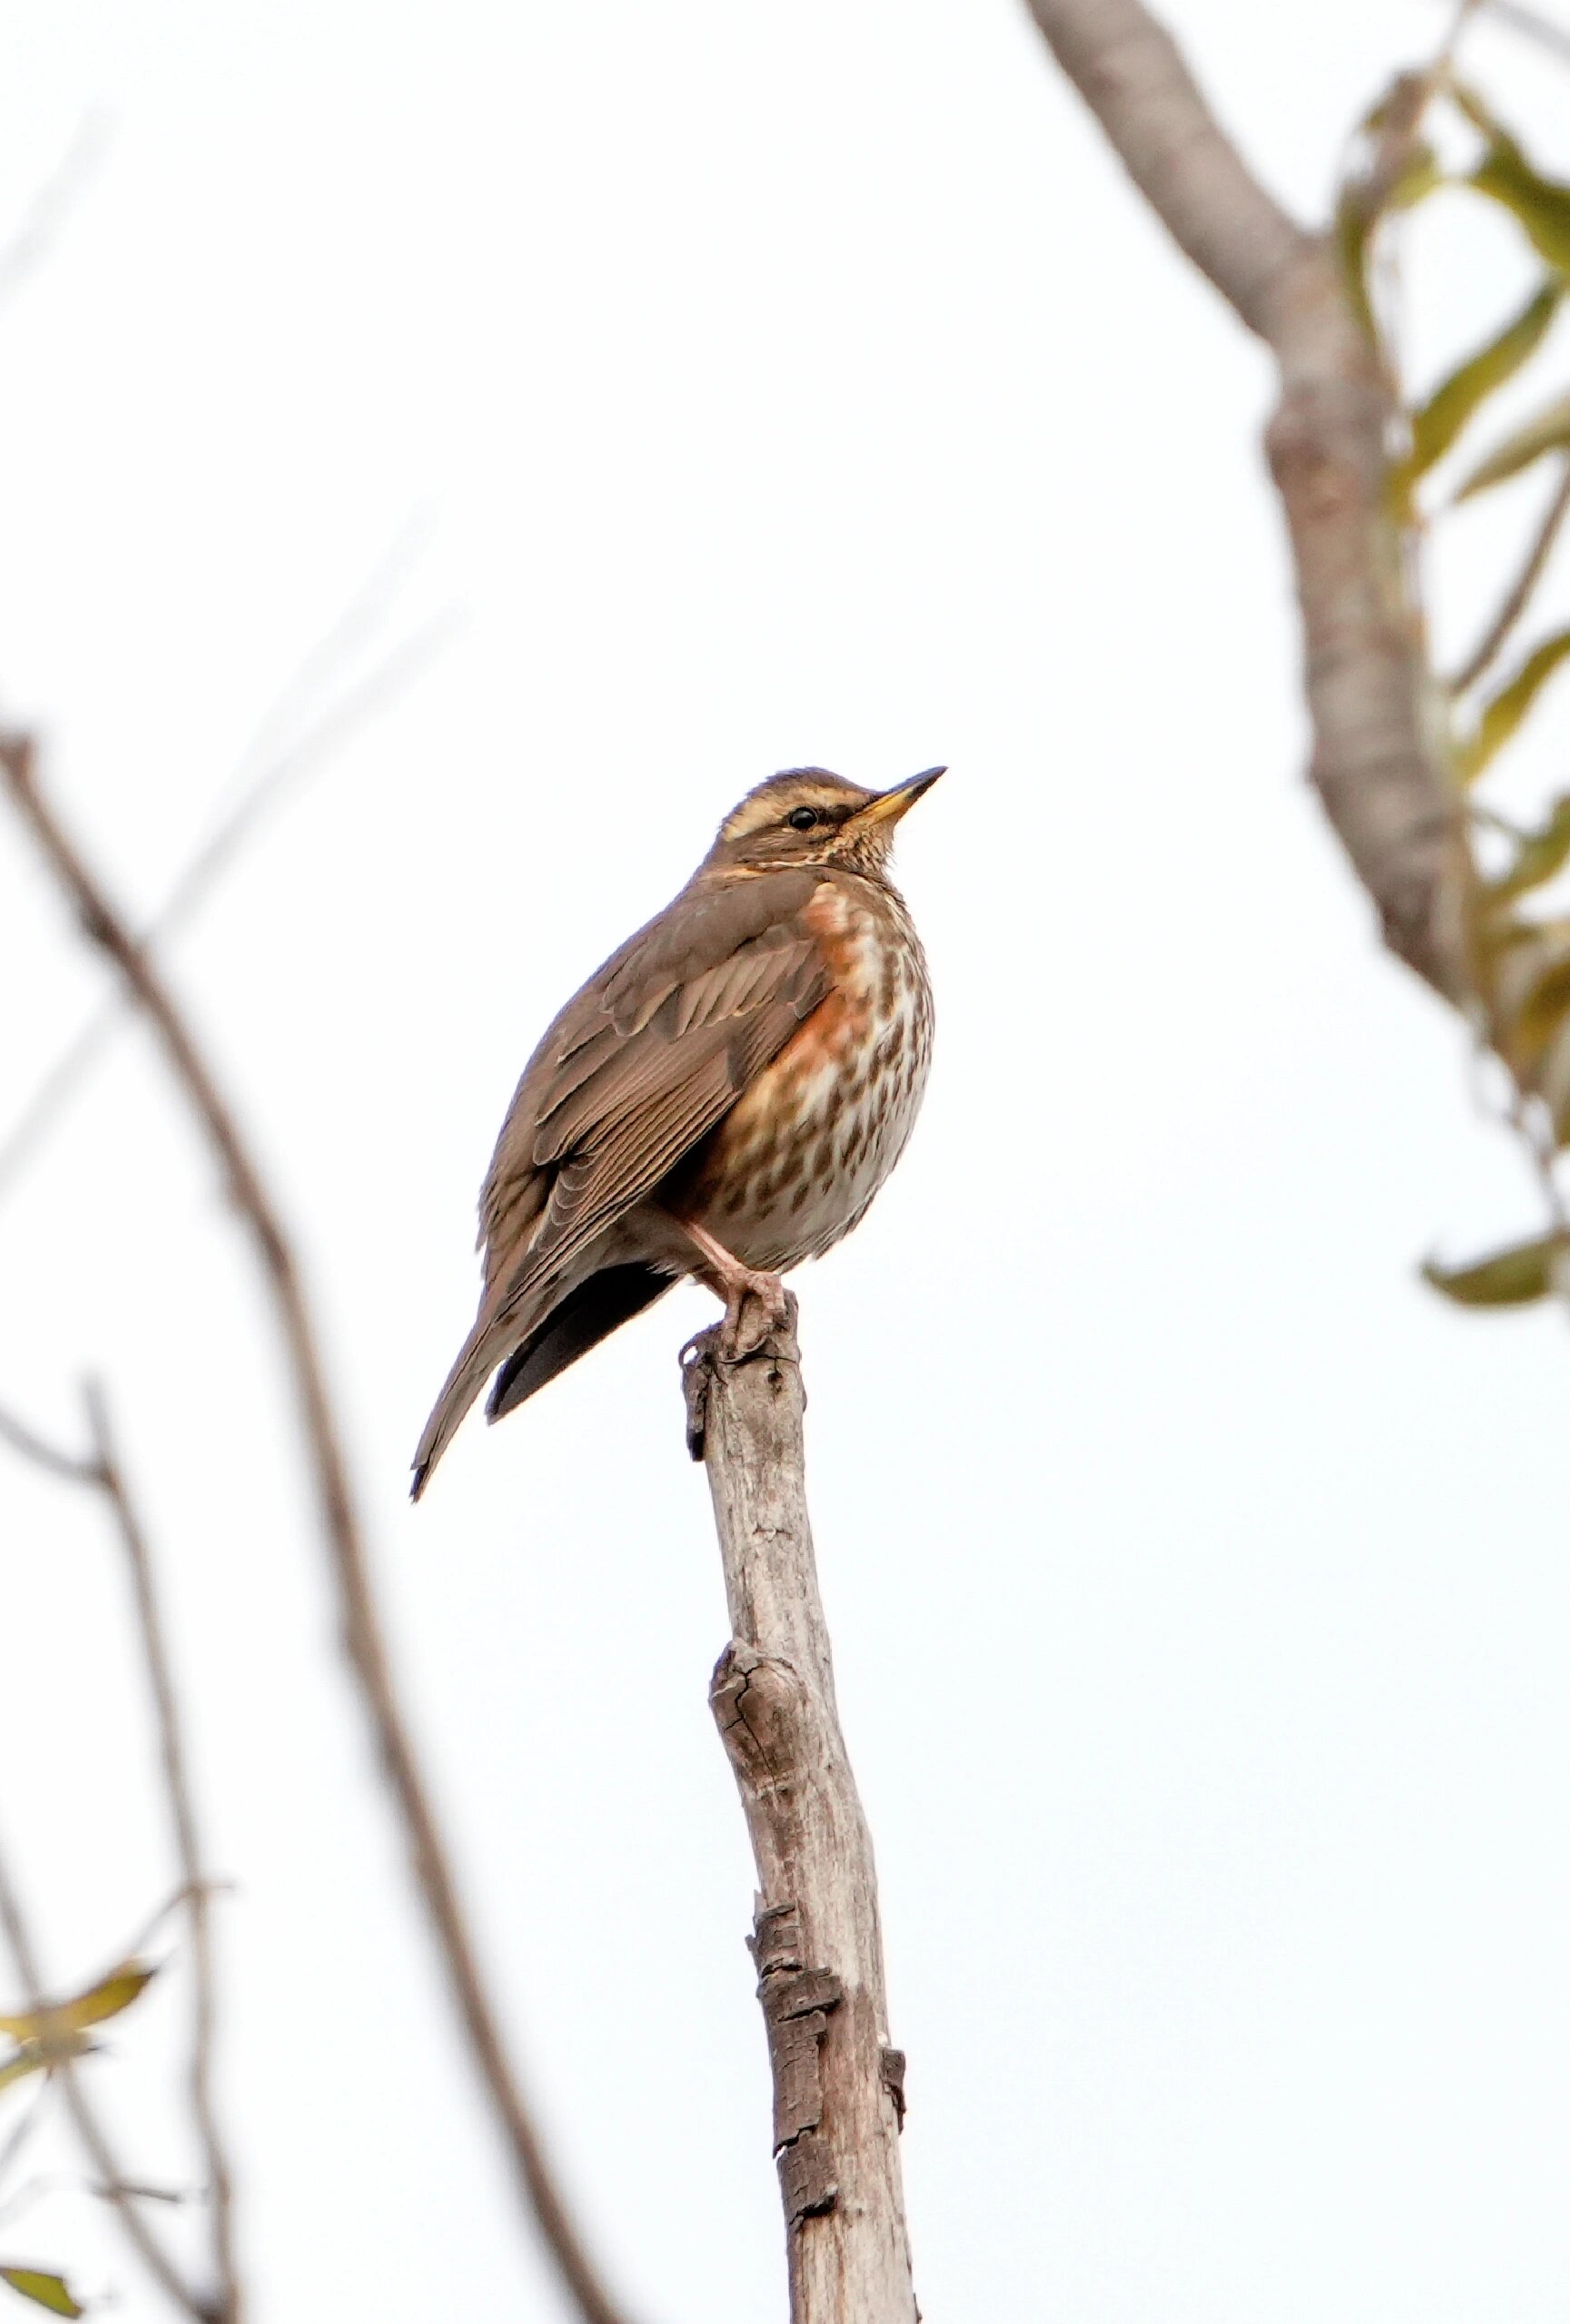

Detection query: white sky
xmin=1 ymin=2 xmax=1569 ymax=2319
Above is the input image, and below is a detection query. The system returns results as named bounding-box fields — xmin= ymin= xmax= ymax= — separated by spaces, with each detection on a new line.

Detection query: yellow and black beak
xmin=850 ymin=765 xmax=946 ymax=831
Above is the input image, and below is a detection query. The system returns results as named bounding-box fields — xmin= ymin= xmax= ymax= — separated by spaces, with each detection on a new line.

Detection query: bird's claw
xmin=717 ymin=1269 xmax=790 ymax=1361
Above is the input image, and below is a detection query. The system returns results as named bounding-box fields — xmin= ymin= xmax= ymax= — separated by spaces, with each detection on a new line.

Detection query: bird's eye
xmin=785 ymin=806 xmax=820 ymax=832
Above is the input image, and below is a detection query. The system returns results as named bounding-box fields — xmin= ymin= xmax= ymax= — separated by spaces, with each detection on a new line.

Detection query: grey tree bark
xmin=1022 ymin=0 xmax=1472 ymax=1006
xmin=684 ymin=1303 xmax=916 ymax=2324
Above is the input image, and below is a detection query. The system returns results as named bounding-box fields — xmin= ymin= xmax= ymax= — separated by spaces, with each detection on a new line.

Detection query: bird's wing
xmin=411 ymin=868 xmax=831 ymax=1495
xmin=479 ymin=867 xmax=830 ymax=1308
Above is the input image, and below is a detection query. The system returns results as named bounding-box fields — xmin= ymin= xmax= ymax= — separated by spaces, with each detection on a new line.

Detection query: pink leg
xmin=667 ymin=1215 xmax=789 ymax=1358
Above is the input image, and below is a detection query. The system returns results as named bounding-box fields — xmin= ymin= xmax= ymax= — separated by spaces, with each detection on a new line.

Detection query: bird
xmin=410 ymin=763 xmax=943 ymax=1498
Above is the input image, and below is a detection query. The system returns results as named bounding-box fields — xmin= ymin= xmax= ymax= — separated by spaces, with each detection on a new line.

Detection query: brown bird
xmin=411 ymin=764 xmax=943 ymax=1497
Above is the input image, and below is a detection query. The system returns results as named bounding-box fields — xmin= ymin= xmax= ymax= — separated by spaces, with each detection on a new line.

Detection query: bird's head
xmin=704 ymin=765 xmax=945 ymax=878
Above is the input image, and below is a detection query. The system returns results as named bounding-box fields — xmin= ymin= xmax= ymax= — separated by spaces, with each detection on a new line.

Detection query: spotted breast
xmin=665 ymin=872 xmax=934 ymax=1274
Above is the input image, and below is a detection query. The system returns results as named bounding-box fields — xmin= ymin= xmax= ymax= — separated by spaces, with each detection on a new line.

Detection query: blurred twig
xmin=0 ymin=1384 xmax=238 ymax=2313
xmin=1450 ymin=462 xmax=1570 ymax=693
xmin=0 ymin=116 xmax=112 ymax=321
xmin=0 ymin=734 xmax=637 ymax=2324
xmin=0 ymin=589 xmax=457 ymax=1203
xmin=1466 ymin=0 xmax=1570 ymax=62
xmin=80 ymin=1383 xmax=241 ymax=2323
xmin=0 ymin=1817 xmax=209 ymax=2321
xmin=0 ymin=1405 xmax=94 ymax=1486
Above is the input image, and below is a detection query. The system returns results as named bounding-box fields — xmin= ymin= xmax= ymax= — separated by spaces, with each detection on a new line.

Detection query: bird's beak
xmin=850 ymin=765 xmax=947 ymax=830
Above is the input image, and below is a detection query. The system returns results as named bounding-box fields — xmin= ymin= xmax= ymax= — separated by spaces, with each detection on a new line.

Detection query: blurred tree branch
xmin=0 ymin=734 xmax=637 ymax=2324
xmin=82 ymin=1384 xmax=241 ymax=2322
xmin=1450 ymin=461 xmax=1570 ymax=691
xmin=0 ymin=1383 xmax=237 ymax=2319
xmin=1020 ymin=0 xmax=1471 ymax=1003
xmin=0 ymin=562 xmax=457 ymax=1201
xmin=0 ymin=1763 xmax=208 ymax=2319
xmin=685 ymin=1309 xmax=915 ymax=2324
xmin=0 ymin=117 xmax=111 ymax=323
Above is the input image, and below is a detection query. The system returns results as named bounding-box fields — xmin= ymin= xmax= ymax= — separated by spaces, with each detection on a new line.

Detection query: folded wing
xmin=411 ymin=867 xmax=830 ymax=1492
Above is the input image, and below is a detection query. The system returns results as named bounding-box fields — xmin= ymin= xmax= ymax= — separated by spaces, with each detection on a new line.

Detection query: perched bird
xmin=411 ymin=764 xmax=943 ymax=1497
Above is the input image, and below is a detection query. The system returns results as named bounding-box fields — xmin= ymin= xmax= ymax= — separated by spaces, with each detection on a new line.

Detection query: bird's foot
xmin=679 ymin=1282 xmax=799 ymax=1462
xmin=718 ymin=1267 xmax=790 ymax=1361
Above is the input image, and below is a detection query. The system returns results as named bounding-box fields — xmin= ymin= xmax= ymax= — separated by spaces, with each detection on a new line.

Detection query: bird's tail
xmin=410 ymin=1292 xmax=538 ymax=1501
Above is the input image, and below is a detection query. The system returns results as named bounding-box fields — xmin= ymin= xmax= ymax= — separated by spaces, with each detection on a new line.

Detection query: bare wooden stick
xmin=0 ymin=734 xmax=637 ymax=2324
xmin=78 ymin=1383 xmax=242 ymax=2324
xmin=1021 ymin=0 xmax=1471 ymax=1002
xmin=684 ymin=1304 xmax=916 ymax=2324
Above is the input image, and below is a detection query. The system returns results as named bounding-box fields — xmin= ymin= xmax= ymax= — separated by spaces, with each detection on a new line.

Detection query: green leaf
xmin=1470 ymin=138 xmax=1570 ymax=276
xmin=1407 ymin=281 xmax=1562 ymax=479
xmin=1423 ymin=1232 xmax=1570 ymax=1306
xmin=1486 ymin=795 xmax=1570 ymax=903
xmin=1454 ymin=392 xmax=1570 ymax=500
xmin=0 ymin=1964 xmax=154 ymax=2049
xmin=0 ymin=2270 xmax=84 ymax=2319
xmin=1457 ymin=627 xmax=1570 ymax=777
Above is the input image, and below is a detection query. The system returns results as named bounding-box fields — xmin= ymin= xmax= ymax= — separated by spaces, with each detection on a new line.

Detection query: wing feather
xmin=479 ymin=869 xmax=827 ymax=1302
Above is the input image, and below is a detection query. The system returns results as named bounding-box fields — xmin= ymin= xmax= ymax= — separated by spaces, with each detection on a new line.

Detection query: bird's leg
xmin=668 ymin=1215 xmax=789 ymax=1360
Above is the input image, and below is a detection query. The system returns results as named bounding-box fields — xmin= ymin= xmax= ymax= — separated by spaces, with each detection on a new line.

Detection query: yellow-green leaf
xmin=0 ymin=1963 xmax=155 ymax=2048
xmin=1454 ymin=392 xmax=1570 ymax=501
xmin=1486 ymin=796 xmax=1570 ymax=903
xmin=0 ymin=2048 xmax=48 ymax=2101
xmin=1423 ymin=1232 xmax=1570 ymax=1306
xmin=1457 ymin=628 xmax=1570 ymax=777
xmin=1407 ymin=282 xmax=1562 ymax=480
xmin=0 ymin=2270 xmax=84 ymax=2319
xmin=1511 ymin=946 xmax=1570 ymax=1060
xmin=1336 ymin=143 xmax=1444 ymax=339
xmin=1470 ymin=138 xmax=1570 ymax=276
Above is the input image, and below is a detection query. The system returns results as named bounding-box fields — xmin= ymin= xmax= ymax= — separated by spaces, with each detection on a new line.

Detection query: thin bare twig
xmin=0 ymin=116 xmax=112 ymax=320
xmin=1461 ymin=0 xmax=1570 ymax=64
xmin=0 ymin=2087 xmax=51 ymax=2207
xmin=1451 ymin=460 xmax=1570 ymax=694
xmin=0 ymin=734 xmax=636 ymax=2324
xmin=0 ymin=1835 xmax=210 ymax=2321
xmin=0 ymin=601 xmax=457 ymax=1203
xmin=0 ymin=1389 xmax=237 ymax=2312
xmin=0 ymin=1404 xmax=94 ymax=1487
xmin=81 ymin=1383 xmax=241 ymax=2324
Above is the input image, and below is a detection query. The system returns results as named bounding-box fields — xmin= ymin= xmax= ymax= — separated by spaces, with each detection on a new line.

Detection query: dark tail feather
xmin=486 ymin=1263 xmax=671 ymax=1422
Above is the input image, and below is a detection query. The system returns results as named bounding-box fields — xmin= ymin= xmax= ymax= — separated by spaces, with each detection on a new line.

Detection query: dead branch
xmin=0 ymin=734 xmax=636 ymax=2324
xmin=1021 ymin=0 xmax=1471 ymax=1003
xmin=0 ymin=1811 xmax=211 ymax=2321
xmin=684 ymin=1305 xmax=916 ymax=2324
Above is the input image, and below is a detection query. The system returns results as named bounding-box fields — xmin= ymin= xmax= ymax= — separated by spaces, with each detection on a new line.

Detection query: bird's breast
xmin=674 ymin=879 xmax=933 ymax=1269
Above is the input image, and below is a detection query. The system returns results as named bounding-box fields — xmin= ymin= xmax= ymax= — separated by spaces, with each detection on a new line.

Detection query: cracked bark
xmin=684 ymin=1303 xmax=916 ymax=2323
xmin=1021 ymin=0 xmax=1471 ymax=1006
